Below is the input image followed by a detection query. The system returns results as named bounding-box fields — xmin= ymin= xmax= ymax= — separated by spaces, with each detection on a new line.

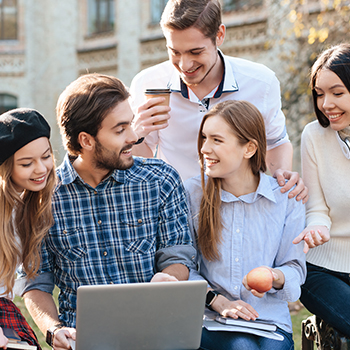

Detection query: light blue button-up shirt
xmin=185 ymin=173 xmax=306 ymax=333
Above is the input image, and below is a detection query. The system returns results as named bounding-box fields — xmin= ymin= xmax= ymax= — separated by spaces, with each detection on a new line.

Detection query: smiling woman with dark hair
xmin=293 ymin=43 xmax=350 ymax=337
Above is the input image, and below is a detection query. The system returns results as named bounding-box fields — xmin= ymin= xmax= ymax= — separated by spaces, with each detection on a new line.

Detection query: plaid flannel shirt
xmin=18 ymin=154 xmax=195 ymax=327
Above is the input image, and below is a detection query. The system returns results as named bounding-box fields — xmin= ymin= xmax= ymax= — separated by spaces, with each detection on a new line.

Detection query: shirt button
xmin=138 ymin=219 xmax=143 ymax=224
xmin=234 ymin=286 xmax=238 ymax=290
xmin=235 ymin=258 xmax=239 ymax=262
xmin=236 ymin=229 xmax=240 ymax=233
xmin=98 ymin=220 xmax=102 ymax=225
xmin=110 ymin=282 xmax=114 ymax=284
xmin=63 ymin=230 xmax=67 ymax=234
xmin=94 ymin=191 xmax=97 ymax=195
xmin=103 ymin=251 xmax=108 ymax=256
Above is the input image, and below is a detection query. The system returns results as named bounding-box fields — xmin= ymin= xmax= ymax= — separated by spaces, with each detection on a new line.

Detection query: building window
xmin=150 ymin=0 xmax=168 ymax=24
xmin=0 ymin=94 xmax=17 ymax=114
xmin=0 ymin=0 xmax=17 ymax=40
xmin=88 ymin=0 xmax=114 ymax=35
xmin=223 ymin=0 xmax=263 ymax=12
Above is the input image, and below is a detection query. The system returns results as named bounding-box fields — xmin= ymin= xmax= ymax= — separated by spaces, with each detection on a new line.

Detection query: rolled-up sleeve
xmin=14 ymin=271 xmax=55 ymax=297
xmin=155 ymin=245 xmax=196 ymax=271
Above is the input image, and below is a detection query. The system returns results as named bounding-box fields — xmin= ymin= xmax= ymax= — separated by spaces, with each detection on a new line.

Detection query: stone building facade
xmin=0 ymin=0 xmax=348 ymax=169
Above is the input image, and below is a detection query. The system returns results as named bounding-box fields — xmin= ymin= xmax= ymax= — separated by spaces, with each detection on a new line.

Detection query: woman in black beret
xmin=0 ymin=108 xmax=56 ymax=349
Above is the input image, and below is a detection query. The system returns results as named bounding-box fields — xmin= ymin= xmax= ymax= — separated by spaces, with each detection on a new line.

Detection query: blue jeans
xmin=300 ymin=262 xmax=350 ymax=337
xmin=200 ymin=327 xmax=293 ymax=350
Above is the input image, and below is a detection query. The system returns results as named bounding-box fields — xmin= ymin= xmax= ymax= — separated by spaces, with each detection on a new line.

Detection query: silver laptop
xmin=75 ymin=280 xmax=207 ymax=350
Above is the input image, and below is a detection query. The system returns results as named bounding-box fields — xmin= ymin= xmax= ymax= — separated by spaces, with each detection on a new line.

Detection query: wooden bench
xmin=302 ymin=315 xmax=350 ymax=349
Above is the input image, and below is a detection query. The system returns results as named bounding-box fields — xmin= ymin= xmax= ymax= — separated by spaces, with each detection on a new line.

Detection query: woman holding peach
xmin=185 ymin=100 xmax=306 ymax=349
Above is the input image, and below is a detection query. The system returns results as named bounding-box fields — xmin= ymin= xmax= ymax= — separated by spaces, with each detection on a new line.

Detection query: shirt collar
xmin=167 ymin=50 xmax=239 ymax=99
xmin=58 ymin=154 xmax=80 ymax=185
xmin=221 ymin=172 xmax=277 ymax=204
xmin=220 ymin=49 xmax=239 ymax=94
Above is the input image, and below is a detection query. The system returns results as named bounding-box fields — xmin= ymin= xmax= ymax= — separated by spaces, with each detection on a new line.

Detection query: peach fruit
xmin=246 ymin=267 xmax=273 ymax=293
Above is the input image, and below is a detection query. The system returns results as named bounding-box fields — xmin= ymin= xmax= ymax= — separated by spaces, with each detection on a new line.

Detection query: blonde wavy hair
xmin=0 ymin=149 xmax=56 ymax=295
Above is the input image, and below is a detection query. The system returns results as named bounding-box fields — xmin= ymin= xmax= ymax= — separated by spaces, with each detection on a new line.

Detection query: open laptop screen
xmin=75 ymin=280 xmax=207 ymax=350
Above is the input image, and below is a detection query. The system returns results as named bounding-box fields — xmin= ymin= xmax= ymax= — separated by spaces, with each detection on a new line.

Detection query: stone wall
xmin=0 ymin=0 xmax=348 ymax=169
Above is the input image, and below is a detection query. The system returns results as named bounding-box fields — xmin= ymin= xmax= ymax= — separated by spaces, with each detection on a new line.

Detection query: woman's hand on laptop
xmin=54 ymin=327 xmax=76 ymax=350
xmin=151 ymin=272 xmax=178 ymax=282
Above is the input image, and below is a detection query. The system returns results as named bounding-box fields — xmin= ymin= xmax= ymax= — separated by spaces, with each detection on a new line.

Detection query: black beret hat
xmin=0 ymin=108 xmax=51 ymax=165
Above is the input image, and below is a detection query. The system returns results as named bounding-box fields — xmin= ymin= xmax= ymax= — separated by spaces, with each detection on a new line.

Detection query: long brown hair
xmin=197 ymin=100 xmax=266 ymax=261
xmin=0 ymin=148 xmax=56 ymax=295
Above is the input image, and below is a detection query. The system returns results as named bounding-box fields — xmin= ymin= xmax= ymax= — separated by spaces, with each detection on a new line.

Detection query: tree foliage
xmin=285 ymin=0 xmax=350 ymax=44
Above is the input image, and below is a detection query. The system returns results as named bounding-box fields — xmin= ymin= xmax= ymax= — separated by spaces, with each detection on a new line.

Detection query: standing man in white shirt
xmin=130 ymin=0 xmax=307 ymax=201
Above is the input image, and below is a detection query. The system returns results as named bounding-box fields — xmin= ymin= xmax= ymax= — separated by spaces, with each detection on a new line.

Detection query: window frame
xmin=0 ymin=94 xmax=17 ymax=114
xmin=0 ymin=0 xmax=18 ymax=41
xmin=88 ymin=0 xmax=115 ymax=36
xmin=223 ymin=0 xmax=263 ymax=12
xmin=150 ymin=0 xmax=168 ymax=24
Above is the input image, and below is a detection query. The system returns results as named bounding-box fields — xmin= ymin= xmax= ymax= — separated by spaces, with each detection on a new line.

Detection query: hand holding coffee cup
xmin=144 ymin=88 xmax=171 ymax=125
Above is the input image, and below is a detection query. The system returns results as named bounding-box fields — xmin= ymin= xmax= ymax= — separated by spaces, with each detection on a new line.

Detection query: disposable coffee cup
xmin=144 ymin=88 xmax=171 ymax=125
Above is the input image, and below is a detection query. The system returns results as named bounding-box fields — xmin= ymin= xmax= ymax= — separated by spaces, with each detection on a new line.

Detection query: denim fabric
xmin=300 ymin=262 xmax=350 ymax=337
xmin=200 ymin=327 xmax=294 ymax=350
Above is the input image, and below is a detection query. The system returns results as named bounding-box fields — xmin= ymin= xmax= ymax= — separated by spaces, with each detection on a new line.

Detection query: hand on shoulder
xmin=273 ymin=169 xmax=309 ymax=203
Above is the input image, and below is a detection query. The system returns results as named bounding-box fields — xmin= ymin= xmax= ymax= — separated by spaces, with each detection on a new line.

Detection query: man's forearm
xmin=266 ymin=142 xmax=293 ymax=175
xmin=162 ymin=263 xmax=189 ymax=281
xmin=24 ymin=290 xmax=60 ymax=336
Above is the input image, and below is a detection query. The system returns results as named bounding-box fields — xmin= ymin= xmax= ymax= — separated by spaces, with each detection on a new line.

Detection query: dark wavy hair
xmin=310 ymin=43 xmax=350 ymax=128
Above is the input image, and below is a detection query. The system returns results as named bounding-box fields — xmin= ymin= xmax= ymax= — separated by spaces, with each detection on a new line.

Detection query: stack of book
xmin=2 ymin=328 xmax=37 ymax=350
xmin=203 ymin=309 xmax=284 ymax=341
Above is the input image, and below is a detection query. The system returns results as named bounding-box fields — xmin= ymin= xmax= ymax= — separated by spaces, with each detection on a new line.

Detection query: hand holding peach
xmin=246 ymin=267 xmax=273 ymax=293
xmin=243 ymin=266 xmax=285 ymax=297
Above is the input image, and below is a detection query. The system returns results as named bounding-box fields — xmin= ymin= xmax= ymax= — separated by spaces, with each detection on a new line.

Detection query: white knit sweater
xmin=301 ymin=120 xmax=350 ymax=273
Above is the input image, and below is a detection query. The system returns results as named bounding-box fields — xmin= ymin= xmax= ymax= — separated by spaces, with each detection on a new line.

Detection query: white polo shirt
xmin=130 ymin=51 xmax=289 ymax=180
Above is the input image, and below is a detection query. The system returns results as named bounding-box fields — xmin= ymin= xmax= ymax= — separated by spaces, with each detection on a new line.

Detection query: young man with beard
xmin=16 ymin=74 xmax=196 ymax=350
xmin=130 ymin=0 xmax=308 ymax=202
